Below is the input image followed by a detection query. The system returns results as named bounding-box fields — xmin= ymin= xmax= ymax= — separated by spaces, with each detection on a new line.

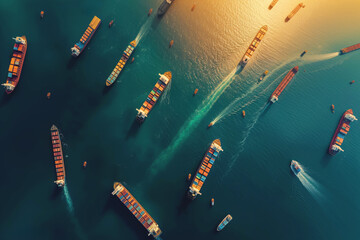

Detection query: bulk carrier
xmin=71 ymin=16 xmax=101 ymax=57
xmin=188 ymin=139 xmax=223 ymax=200
xmin=340 ymin=43 xmax=360 ymax=55
xmin=268 ymin=0 xmax=279 ymax=10
xmin=112 ymin=182 xmax=162 ymax=239
xmin=269 ymin=66 xmax=299 ymax=103
xmin=51 ymin=125 xmax=65 ymax=187
xmin=2 ymin=36 xmax=27 ymax=94
xmin=238 ymin=25 xmax=268 ymax=69
xmin=106 ymin=40 xmax=137 ymax=86
xmin=328 ymin=109 xmax=357 ymax=155
xmin=136 ymin=72 xmax=172 ymax=123
xmin=157 ymin=0 xmax=175 ymax=16
xmin=285 ymin=3 xmax=305 ymax=22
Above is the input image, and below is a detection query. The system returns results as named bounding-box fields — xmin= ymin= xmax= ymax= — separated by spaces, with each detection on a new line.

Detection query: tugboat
xmin=208 ymin=122 xmax=214 ymax=128
xmin=290 ymin=160 xmax=302 ymax=176
xmin=242 ymin=110 xmax=246 ymax=118
xmin=259 ymin=70 xmax=269 ymax=82
xmin=169 ymin=40 xmax=174 ymax=48
xmin=148 ymin=8 xmax=153 ymax=16
xmin=211 ymin=198 xmax=214 ymax=206
xmin=300 ymin=50 xmax=307 ymax=57
xmin=331 ymin=104 xmax=335 ymax=113
xmin=217 ymin=214 xmax=232 ymax=231
xmin=193 ymin=88 xmax=198 ymax=96
xmin=83 ymin=161 xmax=87 ymax=168
xmin=109 ymin=20 xmax=114 ymax=28
xmin=191 ymin=4 xmax=196 ymax=11
xmin=47 ymin=92 xmax=51 ymax=99
xmin=187 ymin=173 xmax=191 ymax=181
xmin=40 ymin=11 xmax=44 ymax=18
xmin=350 ymin=80 xmax=355 ymax=84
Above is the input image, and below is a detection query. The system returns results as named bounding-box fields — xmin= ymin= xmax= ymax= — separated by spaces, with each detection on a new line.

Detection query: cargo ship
xmin=268 ymin=0 xmax=279 ymax=10
xmin=340 ymin=43 xmax=360 ymax=55
xmin=51 ymin=125 xmax=65 ymax=187
xmin=136 ymin=72 xmax=172 ymax=123
xmin=106 ymin=40 xmax=136 ymax=86
xmin=188 ymin=139 xmax=223 ymax=200
xmin=290 ymin=160 xmax=302 ymax=176
xmin=71 ymin=16 xmax=101 ymax=57
xmin=269 ymin=66 xmax=299 ymax=103
xmin=238 ymin=25 xmax=268 ymax=68
xmin=217 ymin=214 xmax=232 ymax=231
xmin=2 ymin=36 xmax=27 ymax=94
xmin=285 ymin=3 xmax=305 ymax=22
xmin=112 ymin=182 xmax=162 ymax=239
xmin=328 ymin=109 xmax=357 ymax=155
xmin=157 ymin=0 xmax=175 ymax=16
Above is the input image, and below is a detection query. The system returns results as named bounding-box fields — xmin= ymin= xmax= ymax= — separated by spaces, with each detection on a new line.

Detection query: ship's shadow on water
xmin=126 ymin=119 xmax=141 ymax=139
xmin=50 ymin=186 xmax=62 ymax=200
xmin=103 ymin=195 xmax=149 ymax=240
xmin=0 ymin=93 xmax=12 ymax=108
xmin=321 ymin=151 xmax=332 ymax=166
xmin=176 ymin=190 xmax=193 ymax=215
xmin=66 ymin=57 xmax=78 ymax=69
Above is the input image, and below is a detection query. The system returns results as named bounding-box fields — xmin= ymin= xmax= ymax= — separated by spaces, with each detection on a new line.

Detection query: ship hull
xmin=328 ymin=109 xmax=353 ymax=155
xmin=4 ymin=36 xmax=27 ymax=94
xmin=157 ymin=0 xmax=174 ymax=16
xmin=51 ymin=125 xmax=66 ymax=187
xmin=285 ymin=3 xmax=304 ymax=22
xmin=269 ymin=66 xmax=299 ymax=103
xmin=217 ymin=215 xmax=232 ymax=231
xmin=340 ymin=43 xmax=360 ymax=55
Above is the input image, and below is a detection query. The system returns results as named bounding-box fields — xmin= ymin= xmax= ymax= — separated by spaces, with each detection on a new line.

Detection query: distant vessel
xmin=238 ymin=25 xmax=268 ymax=68
xmin=290 ymin=160 xmax=302 ymax=175
xmin=83 ymin=161 xmax=87 ymax=168
xmin=47 ymin=92 xmax=51 ymax=99
xmin=340 ymin=43 xmax=360 ymax=55
xmin=242 ymin=110 xmax=246 ymax=118
xmin=211 ymin=198 xmax=214 ymax=206
xmin=191 ymin=4 xmax=196 ymax=11
xmin=148 ymin=8 xmax=153 ymax=16
xmin=328 ymin=109 xmax=357 ymax=155
xmin=188 ymin=139 xmax=223 ymax=200
xmin=71 ymin=16 xmax=101 ymax=57
xmin=157 ymin=0 xmax=175 ymax=16
xmin=51 ymin=125 xmax=65 ymax=187
xmin=268 ymin=0 xmax=279 ymax=10
xmin=2 ymin=36 xmax=27 ymax=94
xmin=208 ymin=122 xmax=214 ymax=128
xmin=217 ymin=214 xmax=232 ymax=231
xmin=109 ymin=20 xmax=114 ymax=28
xmin=136 ymin=72 xmax=172 ymax=123
xmin=187 ymin=173 xmax=191 ymax=181
xmin=331 ymin=104 xmax=335 ymax=113
xmin=106 ymin=40 xmax=136 ymax=86
xmin=112 ymin=182 xmax=162 ymax=239
xmin=40 ymin=11 xmax=44 ymax=18
xmin=285 ymin=3 xmax=305 ymax=22
xmin=193 ymin=88 xmax=198 ymax=96
xmin=169 ymin=40 xmax=174 ymax=48
xmin=259 ymin=70 xmax=269 ymax=82
xmin=300 ymin=50 xmax=307 ymax=57
xmin=269 ymin=66 xmax=299 ymax=103
xmin=350 ymin=80 xmax=355 ymax=84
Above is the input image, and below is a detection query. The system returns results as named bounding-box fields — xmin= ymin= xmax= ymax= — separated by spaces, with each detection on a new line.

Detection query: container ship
xmin=340 ymin=43 xmax=360 ymax=55
xmin=2 ymin=36 xmax=27 ymax=94
xmin=188 ymin=139 xmax=223 ymax=200
xmin=328 ymin=109 xmax=357 ymax=155
xmin=238 ymin=25 xmax=268 ymax=68
xmin=112 ymin=182 xmax=162 ymax=239
xmin=51 ymin=125 xmax=65 ymax=187
xmin=285 ymin=3 xmax=305 ymax=22
xmin=157 ymin=0 xmax=175 ymax=16
xmin=71 ymin=16 xmax=101 ymax=57
xmin=268 ymin=0 xmax=279 ymax=10
xmin=269 ymin=66 xmax=299 ymax=103
xmin=136 ymin=72 xmax=172 ymax=123
xmin=217 ymin=214 xmax=232 ymax=231
xmin=106 ymin=40 xmax=136 ymax=86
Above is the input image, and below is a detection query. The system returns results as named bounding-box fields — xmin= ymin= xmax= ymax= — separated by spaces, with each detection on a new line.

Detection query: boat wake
xmin=297 ymin=171 xmax=325 ymax=203
xmin=63 ymin=185 xmax=74 ymax=213
xmin=149 ymin=68 xmax=238 ymax=175
xmin=301 ymin=52 xmax=340 ymax=63
xmin=135 ymin=17 xmax=153 ymax=45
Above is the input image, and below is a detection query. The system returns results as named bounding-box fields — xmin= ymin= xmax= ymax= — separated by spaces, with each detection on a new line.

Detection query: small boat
xmin=193 ymin=88 xmax=198 ymax=96
xmin=350 ymin=80 xmax=355 ymax=84
xmin=331 ymin=104 xmax=335 ymax=113
xmin=187 ymin=173 xmax=191 ymax=181
xmin=47 ymin=92 xmax=51 ymax=99
xmin=242 ymin=110 xmax=245 ymax=118
xmin=259 ymin=70 xmax=269 ymax=82
xmin=290 ymin=160 xmax=302 ymax=176
xmin=169 ymin=40 xmax=174 ymax=48
xmin=217 ymin=214 xmax=232 ymax=231
xmin=109 ymin=20 xmax=114 ymax=28
xmin=148 ymin=8 xmax=153 ymax=16
xmin=300 ymin=50 xmax=307 ymax=57
xmin=40 ymin=11 xmax=44 ymax=18
xmin=191 ymin=4 xmax=196 ymax=11
xmin=131 ymin=57 xmax=135 ymax=63
xmin=83 ymin=161 xmax=87 ymax=168
xmin=211 ymin=198 xmax=214 ymax=206
xmin=208 ymin=122 xmax=214 ymax=128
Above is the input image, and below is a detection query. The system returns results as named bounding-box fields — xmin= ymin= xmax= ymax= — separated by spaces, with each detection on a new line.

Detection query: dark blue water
xmin=1 ymin=0 xmax=360 ymax=239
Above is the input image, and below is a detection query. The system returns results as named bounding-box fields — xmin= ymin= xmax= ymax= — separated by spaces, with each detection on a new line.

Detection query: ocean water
xmin=1 ymin=0 xmax=360 ymax=239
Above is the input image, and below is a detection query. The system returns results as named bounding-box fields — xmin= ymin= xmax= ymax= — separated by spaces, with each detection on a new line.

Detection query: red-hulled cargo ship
xmin=2 ymin=36 xmax=27 ymax=94
xmin=188 ymin=139 xmax=223 ymax=200
xmin=328 ymin=109 xmax=357 ymax=155
xmin=51 ymin=125 xmax=65 ymax=187
xmin=269 ymin=66 xmax=299 ymax=103
xmin=136 ymin=72 xmax=172 ymax=123
xmin=340 ymin=43 xmax=360 ymax=55
xmin=112 ymin=182 xmax=162 ymax=239
xmin=71 ymin=16 xmax=101 ymax=57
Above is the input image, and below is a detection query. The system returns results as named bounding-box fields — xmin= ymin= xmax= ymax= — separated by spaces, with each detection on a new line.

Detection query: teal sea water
xmin=1 ymin=0 xmax=360 ymax=239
